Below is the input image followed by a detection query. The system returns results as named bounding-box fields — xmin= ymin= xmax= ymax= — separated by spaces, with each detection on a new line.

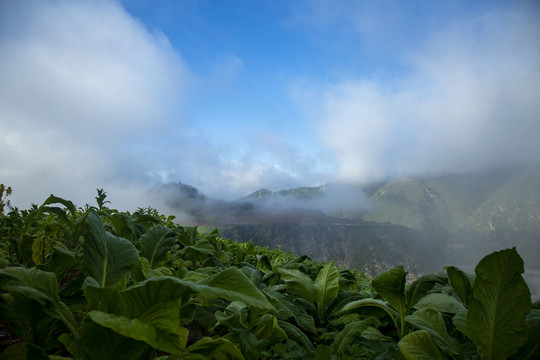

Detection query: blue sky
xmin=1 ymin=0 xmax=539 ymax=209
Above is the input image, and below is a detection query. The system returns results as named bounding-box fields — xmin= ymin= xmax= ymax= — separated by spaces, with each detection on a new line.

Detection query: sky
xmin=1 ymin=0 xmax=539 ymax=210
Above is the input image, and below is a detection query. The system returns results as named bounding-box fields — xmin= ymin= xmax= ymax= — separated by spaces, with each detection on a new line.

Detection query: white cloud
xmin=304 ymin=6 xmax=540 ymax=184
xmin=0 ymin=0 xmax=190 ymax=209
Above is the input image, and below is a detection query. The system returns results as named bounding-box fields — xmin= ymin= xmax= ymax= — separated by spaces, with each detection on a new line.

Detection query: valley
xmin=149 ymin=165 xmax=540 ymax=285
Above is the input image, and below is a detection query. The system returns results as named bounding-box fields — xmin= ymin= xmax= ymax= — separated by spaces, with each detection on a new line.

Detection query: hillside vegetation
xmin=0 ymin=185 xmax=539 ymax=359
xmin=362 ymin=167 xmax=540 ymax=267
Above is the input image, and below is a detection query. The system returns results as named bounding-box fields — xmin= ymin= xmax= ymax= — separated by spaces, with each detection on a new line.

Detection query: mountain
xmin=449 ymin=168 xmax=540 ymax=266
xmin=220 ymin=221 xmax=442 ymax=276
xmin=363 ymin=177 xmax=451 ymax=235
xmin=360 ymin=166 xmax=540 ymax=267
xmin=148 ymin=166 xmax=540 ymax=275
xmin=240 ymin=185 xmax=325 ymax=202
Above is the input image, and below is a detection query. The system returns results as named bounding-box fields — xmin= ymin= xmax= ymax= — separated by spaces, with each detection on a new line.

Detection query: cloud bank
xmin=0 ymin=0 xmax=326 ymax=208
xmin=0 ymin=0 xmax=189 ymax=208
xmin=301 ymin=4 xmax=540 ymax=184
xmin=2 ymin=1 xmax=539 ymax=211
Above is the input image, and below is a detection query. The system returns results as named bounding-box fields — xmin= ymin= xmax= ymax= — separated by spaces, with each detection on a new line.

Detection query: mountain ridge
xmin=147 ymin=165 xmax=540 ymax=273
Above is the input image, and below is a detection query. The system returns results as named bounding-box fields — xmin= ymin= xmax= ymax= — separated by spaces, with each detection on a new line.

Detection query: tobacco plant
xmin=0 ymin=185 xmax=538 ymax=359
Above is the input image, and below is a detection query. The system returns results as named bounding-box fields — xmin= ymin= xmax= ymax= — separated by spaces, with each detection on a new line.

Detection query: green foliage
xmin=371 ymin=265 xmax=407 ymax=337
xmin=446 ymin=265 xmax=475 ymax=306
xmin=516 ymin=309 xmax=540 ymax=359
xmin=314 ymin=261 xmax=340 ymax=322
xmin=0 ymin=266 xmax=79 ymax=350
xmin=405 ymin=308 xmax=460 ymax=356
xmin=0 ymin=185 xmax=537 ymax=359
xmin=139 ymin=225 xmax=179 ymax=268
xmin=398 ymin=330 xmax=445 ymax=360
xmin=465 ymin=248 xmax=531 ymax=360
xmin=83 ymin=211 xmax=140 ymax=287
xmin=87 ymin=306 xmax=188 ymax=354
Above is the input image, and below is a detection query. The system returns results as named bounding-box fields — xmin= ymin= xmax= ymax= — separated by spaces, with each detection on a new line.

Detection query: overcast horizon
xmin=1 ymin=0 xmax=540 ymax=210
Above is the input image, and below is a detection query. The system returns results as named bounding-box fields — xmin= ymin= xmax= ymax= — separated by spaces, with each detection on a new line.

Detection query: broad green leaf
xmin=446 ymin=266 xmax=475 ymax=306
xmin=179 ymin=243 xmax=216 ymax=262
xmin=83 ymin=211 xmax=140 ymax=287
xmin=254 ymin=314 xmax=287 ymax=343
xmin=0 ymin=342 xmax=48 ymax=360
xmin=59 ymin=318 xmax=147 ymax=360
xmin=215 ymin=302 xmax=250 ymax=330
xmin=315 ymin=344 xmax=333 ymax=360
xmin=360 ymin=326 xmax=393 ymax=341
xmin=87 ymin=302 xmax=189 ymax=354
xmin=38 ymin=246 xmax=77 ymax=280
xmin=328 ymin=290 xmax=364 ymax=315
xmin=49 ymin=355 xmax=76 ymax=360
xmin=371 ymin=266 xmax=407 ymax=336
xmin=139 ymin=225 xmax=178 ymax=268
xmin=17 ymin=234 xmax=34 ymax=264
xmin=83 ymin=276 xmax=127 ymax=312
xmin=314 ymin=261 xmax=340 ymax=321
xmin=516 ymin=309 xmax=540 ymax=360
xmin=138 ymin=257 xmax=173 ymax=279
xmin=277 ymin=267 xmax=315 ymax=305
xmin=86 ymin=275 xmax=190 ymax=317
xmin=240 ymin=265 xmax=263 ymax=285
xmin=466 ymin=248 xmax=531 ymax=360
xmin=330 ymin=312 xmax=361 ymax=327
xmin=42 ymin=194 xmax=76 ymax=217
xmin=413 ymin=293 xmax=465 ymax=314
xmin=0 ymin=267 xmax=78 ymax=337
xmin=339 ymin=298 xmax=399 ymax=330
xmin=371 ymin=266 xmax=406 ymax=312
xmin=31 ymin=237 xmax=52 ymax=265
xmin=398 ymin=330 xmax=445 ymax=360
xmin=285 ymin=254 xmax=310 ymax=265
xmin=277 ymin=320 xmax=315 ymax=352
xmin=331 ymin=318 xmax=379 ymax=354
xmin=264 ymin=289 xmax=317 ymax=333
xmin=0 ymin=288 xmax=58 ymax=345
xmin=452 ymin=308 xmax=468 ymax=337
xmin=109 ymin=212 xmax=145 ymax=241
xmin=406 ymin=273 xmax=446 ymax=311
xmin=156 ymin=354 xmax=206 ymax=360
xmin=90 ymin=268 xmax=273 ymax=316
xmin=406 ymin=308 xmax=460 ymax=355
xmin=256 ymin=254 xmax=272 ymax=270
xmin=41 ymin=206 xmax=73 ymax=231
xmin=187 ymin=337 xmax=245 ymax=360
xmin=196 ymin=267 xmax=274 ymax=309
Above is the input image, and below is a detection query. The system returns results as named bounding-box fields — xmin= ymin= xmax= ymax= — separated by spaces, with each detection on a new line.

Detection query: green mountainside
xmin=463 ymin=168 xmax=540 ymax=233
xmin=363 ymin=177 xmax=451 ymax=234
xmin=241 ymin=185 xmax=325 ymax=202
xmin=147 ymin=166 xmax=540 ymax=275
xmin=450 ymin=168 xmax=540 ymax=265
xmin=359 ymin=166 xmax=540 ymax=267
xmin=363 ymin=167 xmax=525 ymax=233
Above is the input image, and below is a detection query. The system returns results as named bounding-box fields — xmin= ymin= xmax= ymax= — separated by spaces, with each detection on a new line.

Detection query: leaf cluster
xmin=0 ymin=185 xmax=538 ymax=359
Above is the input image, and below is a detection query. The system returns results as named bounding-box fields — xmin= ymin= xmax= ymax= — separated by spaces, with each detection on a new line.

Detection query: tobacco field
xmin=0 ymin=185 xmax=538 ymax=359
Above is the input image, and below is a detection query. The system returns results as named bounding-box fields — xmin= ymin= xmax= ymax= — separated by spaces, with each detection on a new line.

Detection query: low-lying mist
xmin=144 ymin=164 xmax=540 ymax=296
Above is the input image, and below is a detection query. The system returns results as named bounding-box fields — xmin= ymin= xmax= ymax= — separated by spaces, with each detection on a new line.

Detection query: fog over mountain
xmin=1 ymin=1 xmax=539 ymax=210
xmin=144 ymin=165 xmax=540 ymax=298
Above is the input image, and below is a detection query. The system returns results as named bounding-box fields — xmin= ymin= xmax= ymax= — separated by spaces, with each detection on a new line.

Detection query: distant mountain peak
xmin=241 ymin=188 xmax=273 ymax=201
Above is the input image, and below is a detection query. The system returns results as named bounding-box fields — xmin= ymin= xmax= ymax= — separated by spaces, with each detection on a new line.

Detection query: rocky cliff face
xmin=220 ymin=220 xmax=442 ymax=276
